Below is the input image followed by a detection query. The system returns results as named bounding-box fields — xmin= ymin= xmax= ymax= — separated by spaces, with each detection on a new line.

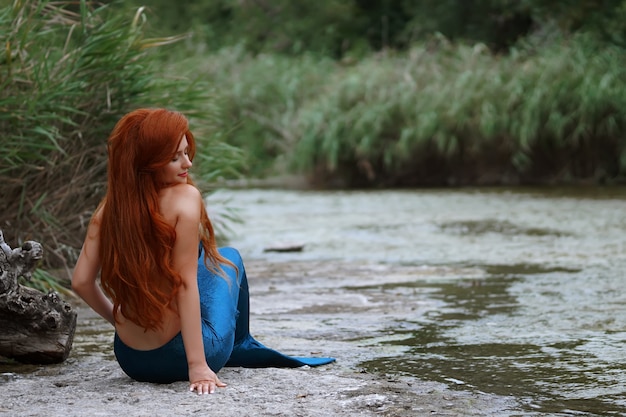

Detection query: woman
xmin=71 ymin=108 xmax=334 ymax=395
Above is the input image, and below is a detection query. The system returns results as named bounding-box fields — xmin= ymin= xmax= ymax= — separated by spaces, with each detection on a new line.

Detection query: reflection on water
xmin=360 ymin=268 xmax=626 ymax=415
xmin=216 ymin=186 xmax=626 ymax=416
xmin=439 ymin=219 xmax=572 ymax=237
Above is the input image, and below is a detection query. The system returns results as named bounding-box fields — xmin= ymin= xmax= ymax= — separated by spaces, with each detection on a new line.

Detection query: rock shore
xmin=0 ymin=259 xmax=517 ymax=416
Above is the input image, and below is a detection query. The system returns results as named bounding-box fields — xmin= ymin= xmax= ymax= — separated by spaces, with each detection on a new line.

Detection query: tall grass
xmin=176 ymin=45 xmax=336 ymax=176
xmin=194 ymin=34 xmax=626 ymax=186
xmin=0 ymin=0 xmax=241 ymax=279
xmin=292 ymin=35 xmax=626 ymax=185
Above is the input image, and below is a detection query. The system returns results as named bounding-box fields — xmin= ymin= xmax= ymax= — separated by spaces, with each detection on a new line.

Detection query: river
xmin=212 ymin=186 xmax=626 ymax=416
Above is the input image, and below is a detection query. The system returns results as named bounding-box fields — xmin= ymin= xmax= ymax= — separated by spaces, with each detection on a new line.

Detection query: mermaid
xmin=71 ymin=108 xmax=334 ymax=394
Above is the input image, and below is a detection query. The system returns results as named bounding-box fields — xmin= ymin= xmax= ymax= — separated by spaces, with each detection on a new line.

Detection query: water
xmin=213 ymin=186 xmax=626 ymax=416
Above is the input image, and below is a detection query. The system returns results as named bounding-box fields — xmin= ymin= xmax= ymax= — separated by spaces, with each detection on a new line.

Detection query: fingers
xmin=189 ymin=381 xmax=215 ymax=395
xmin=189 ymin=379 xmax=226 ymax=395
xmin=189 ymin=382 xmax=212 ymax=395
xmin=214 ymin=375 xmax=227 ymax=388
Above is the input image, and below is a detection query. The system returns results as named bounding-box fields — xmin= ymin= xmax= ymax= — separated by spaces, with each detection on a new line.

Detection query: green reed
xmin=197 ymin=34 xmax=626 ymax=186
xmin=181 ymin=45 xmax=336 ymax=176
xmin=0 ymin=0 xmax=240 ymax=284
xmin=294 ymin=36 xmax=626 ymax=185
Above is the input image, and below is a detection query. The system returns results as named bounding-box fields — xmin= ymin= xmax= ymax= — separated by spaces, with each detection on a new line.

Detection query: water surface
xmin=214 ymin=186 xmax=626 ymax=416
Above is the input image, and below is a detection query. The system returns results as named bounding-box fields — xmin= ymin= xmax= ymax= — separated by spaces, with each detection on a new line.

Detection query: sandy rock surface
xmin=0 ymin=260 xmax=518 ymax=416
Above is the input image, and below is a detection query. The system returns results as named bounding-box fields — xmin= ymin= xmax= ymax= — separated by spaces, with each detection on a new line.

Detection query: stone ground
xmin=0 ymin=260 xmax=520 ymax=416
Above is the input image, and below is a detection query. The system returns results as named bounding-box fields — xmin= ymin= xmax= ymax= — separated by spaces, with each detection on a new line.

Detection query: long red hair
xmin=96 ymin=108 xmax=232 ymax=331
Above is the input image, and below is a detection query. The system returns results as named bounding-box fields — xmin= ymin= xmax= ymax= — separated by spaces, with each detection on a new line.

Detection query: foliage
xmin=168 ymin=45 xmax=336 ymax=177
xmin=0 ymin=0 xmax=242 ymax=282
xmin=192 ymin=34 xmax=625 ymax=186
xmin=3 ymin=0 xmax=625 ymax=288
xmin=290 ymin=35 xmax=626 ymax=186
xmin=532 ymin=0 xmax=626 ymax=47
xmin=119 ymin=0 xmax=626 ymax=58
xmin=393 ymin=0 xmax=534 ymax=52
xmin=123 ymin=0 xmax=536 ymax=57
xmin=21 ymin=269 xmax=73 ymax=296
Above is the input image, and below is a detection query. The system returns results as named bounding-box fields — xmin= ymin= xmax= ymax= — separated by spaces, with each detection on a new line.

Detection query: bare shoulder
xmin=159 ymin=184 xmax=202 ymax=223
xmin=85 ymin=204 xmax=104 ymax=238
xmin=92 ymin=204 xmax=104 ymax=223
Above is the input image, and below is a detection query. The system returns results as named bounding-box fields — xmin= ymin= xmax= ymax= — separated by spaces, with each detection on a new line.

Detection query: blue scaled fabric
xmin=113 ymin=246 xmax=335 ymax=383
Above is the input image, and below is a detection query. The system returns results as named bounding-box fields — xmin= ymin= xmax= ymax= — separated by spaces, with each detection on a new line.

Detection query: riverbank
xmin=0 ymin=259 xmax=517 ymax=416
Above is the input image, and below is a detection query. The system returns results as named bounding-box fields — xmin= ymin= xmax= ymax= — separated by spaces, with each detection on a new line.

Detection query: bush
xmin=291 ymin=35 xmax=626 ymax=186
xmin=177 ymin=45 xmax=335 ymax=177
xmin=187 ymin=34 xmax=626 ymax=187
xmin=0 ymin=0 xmax=241 ymax=275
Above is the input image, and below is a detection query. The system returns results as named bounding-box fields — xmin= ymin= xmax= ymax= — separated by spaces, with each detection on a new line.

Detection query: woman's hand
xmin=188 ymin=364 xmax=227 ymax=395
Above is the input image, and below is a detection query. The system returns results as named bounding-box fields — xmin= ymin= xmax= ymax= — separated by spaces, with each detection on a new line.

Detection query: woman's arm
xmin=71 ymin=214 xmax=115 ymax=326
xmin=169 ymin=185 xmax=226 ymax=394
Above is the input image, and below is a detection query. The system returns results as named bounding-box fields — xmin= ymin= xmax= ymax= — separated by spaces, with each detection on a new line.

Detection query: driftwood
xmin=0 ymin=230 xmax=77 ymax=364
xmin=263 ymin=243 xmax=305 ymax=253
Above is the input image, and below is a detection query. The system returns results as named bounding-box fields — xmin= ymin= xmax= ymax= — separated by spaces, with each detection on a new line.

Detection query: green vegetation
xmin=25 ymin=270 xmax=72 ymax=296
xmin=291 ymin=35 xmax=626 ymax=186
xmin=0 ymin=0 xmax=242 ymax=275
xmin=126 ymin=0 xmax=626 ymax=55
xmin=1 ymin=0 xmax=625 ymax=289
xmin=185 ymin=34 xmax=626 ymax=186
xmin=149 ymin=0 xmax=626 ymax=186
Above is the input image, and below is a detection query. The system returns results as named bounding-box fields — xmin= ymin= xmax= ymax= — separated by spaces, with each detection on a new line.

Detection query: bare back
xmin=114 ymin=183 xmax=203 ymax=350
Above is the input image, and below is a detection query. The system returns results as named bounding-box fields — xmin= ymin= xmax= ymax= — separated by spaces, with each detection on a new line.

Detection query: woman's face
xmin=159 ymin=134 xmax=192 ymax=186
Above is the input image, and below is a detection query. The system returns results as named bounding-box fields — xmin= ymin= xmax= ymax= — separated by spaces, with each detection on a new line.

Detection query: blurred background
xmin=1 ymin=0 xmax=625 ymax=287
xmin=2 ymin=2 xmax=626 ymax=414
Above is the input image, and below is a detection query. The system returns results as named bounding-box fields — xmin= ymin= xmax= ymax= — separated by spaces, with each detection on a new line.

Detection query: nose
xmin=183 ymin=154 xmax=193 ymax=169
